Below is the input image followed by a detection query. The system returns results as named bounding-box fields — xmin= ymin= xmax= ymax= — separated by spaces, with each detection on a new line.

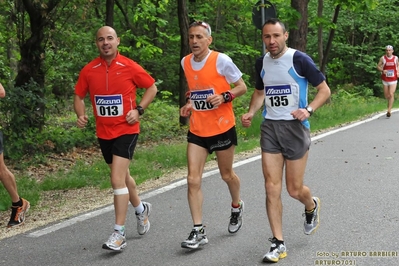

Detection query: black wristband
xmin=185 ymin=91 xmax=191 ymax=103
xmin=222 ymin=92 xmax=232 ymax=103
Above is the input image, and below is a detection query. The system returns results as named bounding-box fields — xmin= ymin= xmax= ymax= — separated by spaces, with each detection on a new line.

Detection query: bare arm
xmin=291 ymin=81 xmax=331 ymax=121
xmin=241 ymin=89 xmax=265 ymax=128
xmin=74 ymin=94 xmax=88 ymax=128
xmin=74 ymin=94 xmax=86 ymax=117
xmin=308 ymin=81 xmax=331 ymax=111
xmin=125 ymin=83 xmax=158 ymax=124
xmin=0 ymin=83 xmax=5 ymax=98
xmin=230 ymin=77 xmax=247 ymax=98
xmin=377 ymin=57 xmax=385 ymax=73
xmin=207 ymin=77 xmax=247 ymax=107
xmin=247 ymin=89 xmax=265 ymax=115
xmin=137 ymin=83 xmax=158 ymax=109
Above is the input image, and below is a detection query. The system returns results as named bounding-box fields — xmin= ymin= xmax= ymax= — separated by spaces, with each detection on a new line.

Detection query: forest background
xmin=0 ymin=0 xmax=397 ymax=213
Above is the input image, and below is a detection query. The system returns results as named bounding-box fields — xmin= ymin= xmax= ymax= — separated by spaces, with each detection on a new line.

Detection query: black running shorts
xmin=187 ymin=126 xmax=238 ymax=154
xmin=98 ymin=134 xmax=139 ymax=164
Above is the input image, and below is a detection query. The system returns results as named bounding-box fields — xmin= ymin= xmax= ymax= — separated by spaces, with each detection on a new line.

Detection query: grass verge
xmin=0 ymin=93 xmax=394 ymax=212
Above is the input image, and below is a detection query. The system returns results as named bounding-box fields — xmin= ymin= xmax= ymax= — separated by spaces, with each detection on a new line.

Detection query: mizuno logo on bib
xmin=190 ymin=89 xmax=216 ymax=111
xmin=265 ymin=85 xmax=295 ymax=108
xmin=95 ymin=94 xmax=123 ymax=117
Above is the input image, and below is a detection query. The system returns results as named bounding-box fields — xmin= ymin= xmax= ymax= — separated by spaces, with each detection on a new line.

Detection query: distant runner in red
xmin=377 ymin=45 xmax=399 ymax=118
xmin=74 ymin=26 xmax=157 ymax=251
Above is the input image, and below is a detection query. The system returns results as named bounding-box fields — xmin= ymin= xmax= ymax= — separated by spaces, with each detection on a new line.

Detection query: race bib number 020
xmin=95 ymin=94 xmax=123 ymax=117
xmin=265 ymin=85 xmax=295 ymax=108
xmin=190 ymin=89 xmax=216 ymax=111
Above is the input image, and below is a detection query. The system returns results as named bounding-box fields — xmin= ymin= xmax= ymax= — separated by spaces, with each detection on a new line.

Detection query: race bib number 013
xmin=95 ymin=94 xmax=123 ymax=117
xmin=190 ymin=89 xmax=216 ymax=111
xmin=265 ymin=85 xmax=295 ymax=107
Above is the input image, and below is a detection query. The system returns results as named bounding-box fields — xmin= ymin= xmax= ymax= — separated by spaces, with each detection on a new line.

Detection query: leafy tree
xmin=0 ymin=0 xmax=398 ymax=160
xmin=314 ymin=0 xmax=378 ymax=74
xmin=11 ymin=0 xmax=63 ymax=131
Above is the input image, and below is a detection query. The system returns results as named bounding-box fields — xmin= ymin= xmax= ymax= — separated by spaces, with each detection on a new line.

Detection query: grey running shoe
xmin=228 ymin=200 xmax=244 ymax=233
xmin=263 ymin=237 xmax=287 ymax=262
xmin=181 ymin=227 xmax=208 ymax=249
xmin=303 ymin=197 xmax=321 ymax=235
xmin=102 ymin=232 xmax=127 ymax=251
xmin=136 ymin=202 xmax=151 ymax=235
xmin=7 ymin=198 xmax=30 ymax=228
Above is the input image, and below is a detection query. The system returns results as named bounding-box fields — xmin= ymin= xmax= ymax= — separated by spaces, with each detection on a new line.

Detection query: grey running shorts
xmin=260 ymin=119 xmax=310 ymax=160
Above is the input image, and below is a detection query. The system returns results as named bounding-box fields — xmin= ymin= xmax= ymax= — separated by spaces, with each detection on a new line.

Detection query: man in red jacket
xmin=74 ymin=26 xmax=157 ymax=251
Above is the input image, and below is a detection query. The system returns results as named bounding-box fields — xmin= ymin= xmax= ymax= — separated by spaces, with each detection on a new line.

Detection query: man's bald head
xmin=95 ymin=26 xmax=120 ymax=64
xmin=96 ymin=26 xmax=118 ymax=39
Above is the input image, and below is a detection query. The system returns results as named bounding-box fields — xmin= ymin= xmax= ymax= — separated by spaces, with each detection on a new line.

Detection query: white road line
xmin=27 ymin=111 xmax=389 ymax=238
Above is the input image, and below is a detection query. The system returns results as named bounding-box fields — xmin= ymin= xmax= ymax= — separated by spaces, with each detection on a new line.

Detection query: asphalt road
xmin=1 ymin=112 xmax=399 ymax=266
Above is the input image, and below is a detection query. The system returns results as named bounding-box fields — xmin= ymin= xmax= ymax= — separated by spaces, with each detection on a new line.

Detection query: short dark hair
xmin=262 ymin=18 xmax=287 ymax=33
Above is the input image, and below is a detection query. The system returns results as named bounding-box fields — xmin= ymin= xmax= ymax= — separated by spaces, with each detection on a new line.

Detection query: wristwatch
xmin=305 ymin=105 xmax=313 ymax=116
xmin=136 ymin=105 xmax=144 ymax=116
xmin=221 ymin=92 xmax=232 ymax=103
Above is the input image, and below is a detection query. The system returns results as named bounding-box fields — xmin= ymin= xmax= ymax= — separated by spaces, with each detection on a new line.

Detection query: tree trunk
xmin=13 ymin=0 xmax=60 ymax=130
xmin=320 ymin=5 xmax=340 ymax=74
xmin=289 ymin=0 xmax=309 ymax=52
xmin=177 ymin=0 xmax=190 ymax=126
xmin=317 ymin=0 xmax=331 ymax=104
xmin=317 ymin=0 xmax=323 ymax=67
xmin=106 ymin=0 xmax=115 ymax=27
xmin=116 ymin=0 xmax=134 ymax=30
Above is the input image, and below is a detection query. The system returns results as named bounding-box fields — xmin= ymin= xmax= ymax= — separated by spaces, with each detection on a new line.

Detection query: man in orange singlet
xmin=74 ymin=26 xmax=157 ymax=251
xmin=180 ymin=21 xmax=247 ymax=249
xmin=377 ymin=45 xmax=399 ymax=117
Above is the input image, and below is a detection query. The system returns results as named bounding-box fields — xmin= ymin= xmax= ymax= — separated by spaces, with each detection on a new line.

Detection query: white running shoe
xmin=228 ymin=200 xmax=244 ymax=233
xmin=303 ymin=197 xmax=321 ymax=235
xmin=102 ymin=232 xmax=127 ymax=251
xmin=136 ymin=201 xmax=151 ymax=235
xmin=181 ymin=227 xmax=208 ymax=249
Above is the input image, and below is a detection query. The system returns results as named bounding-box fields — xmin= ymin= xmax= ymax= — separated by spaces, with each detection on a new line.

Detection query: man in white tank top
xmin=241 ymin=18 xmax=331 ymax=263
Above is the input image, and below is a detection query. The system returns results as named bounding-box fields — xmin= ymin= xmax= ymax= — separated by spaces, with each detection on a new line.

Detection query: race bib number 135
xmin=265 ymin=85 xmax=295 ymax=107
xmin=95 ymin=94 xmax=123 ymax=117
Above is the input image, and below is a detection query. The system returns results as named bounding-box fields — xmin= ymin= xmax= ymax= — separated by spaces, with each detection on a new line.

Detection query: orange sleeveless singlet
xmin=184 ymin=51 xmax=235 ymax=137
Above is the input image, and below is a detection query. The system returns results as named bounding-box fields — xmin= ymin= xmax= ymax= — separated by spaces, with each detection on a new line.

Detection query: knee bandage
xmin=113 ymin=187 xmax=129 ymax=195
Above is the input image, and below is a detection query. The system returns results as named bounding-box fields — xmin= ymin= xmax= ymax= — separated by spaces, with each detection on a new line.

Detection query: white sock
xmin=114 ymin=224 xmax=125 ymax=235
xmin=134 ymin=202 xmax=145 ymax=214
